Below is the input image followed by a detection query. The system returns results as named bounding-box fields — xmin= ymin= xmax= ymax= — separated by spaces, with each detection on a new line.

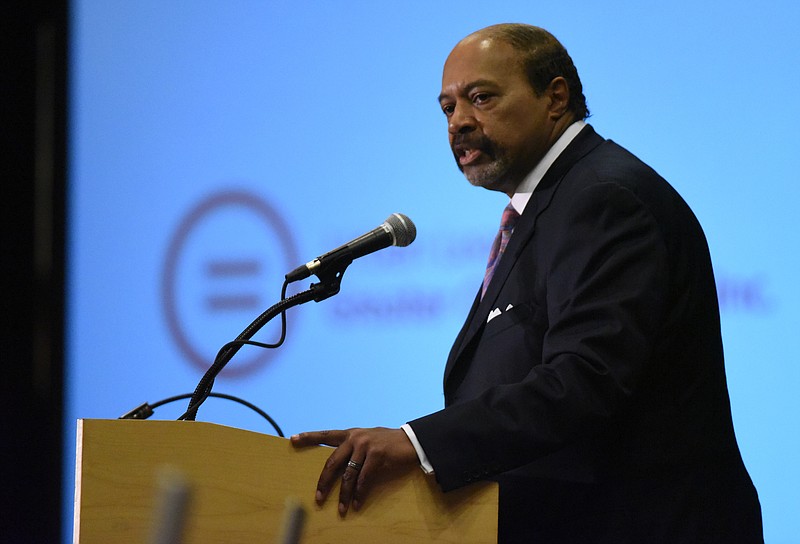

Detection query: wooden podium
xmin=74 ymin=419 xmax=498 ymax=543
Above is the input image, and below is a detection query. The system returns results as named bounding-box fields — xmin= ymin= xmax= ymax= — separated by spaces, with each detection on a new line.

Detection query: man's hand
xmin=290 ymin=427 xmax=419 ymax=516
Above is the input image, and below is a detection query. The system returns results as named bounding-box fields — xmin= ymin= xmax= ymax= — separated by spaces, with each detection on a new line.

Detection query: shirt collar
xmin=510 ymin=120 xmax=586 ymax=214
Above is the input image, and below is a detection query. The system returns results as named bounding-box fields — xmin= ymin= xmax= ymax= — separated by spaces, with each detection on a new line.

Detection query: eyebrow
xmin=437 ymin=79 xmax=498 ymax=103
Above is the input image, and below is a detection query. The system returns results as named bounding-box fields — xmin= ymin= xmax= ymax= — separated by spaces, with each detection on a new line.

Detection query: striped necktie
xmin=482 ymin=202 xmax=520 ymax=298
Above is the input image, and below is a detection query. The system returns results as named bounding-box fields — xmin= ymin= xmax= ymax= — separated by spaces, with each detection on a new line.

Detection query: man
xmin=292 ymin=23 xmax=763 ymax=543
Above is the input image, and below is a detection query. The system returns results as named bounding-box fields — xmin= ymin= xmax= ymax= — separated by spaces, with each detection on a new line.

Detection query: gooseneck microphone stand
xmin=178 ymin=252 xmax=354 ymax=422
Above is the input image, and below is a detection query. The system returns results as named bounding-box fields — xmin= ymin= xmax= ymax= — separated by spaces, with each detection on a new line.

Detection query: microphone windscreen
xmin=386 ymin=213 xmax=416 ymax=247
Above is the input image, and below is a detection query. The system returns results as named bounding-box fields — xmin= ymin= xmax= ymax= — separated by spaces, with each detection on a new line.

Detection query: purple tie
xmin=482 ymin=202 xmax=520 ymax=298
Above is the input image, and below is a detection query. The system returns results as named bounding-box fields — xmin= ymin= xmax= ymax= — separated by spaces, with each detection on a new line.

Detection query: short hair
xmin=479 ymin=24 xmax=590 ymax=120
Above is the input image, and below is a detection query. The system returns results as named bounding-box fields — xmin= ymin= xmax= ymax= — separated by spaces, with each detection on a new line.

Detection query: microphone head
xmin=385 ymin=213 xmax=416 ymax=247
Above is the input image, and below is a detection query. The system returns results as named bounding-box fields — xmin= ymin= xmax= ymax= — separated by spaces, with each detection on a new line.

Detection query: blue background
xmin=66 ymin=1 xmax=799 ymax=541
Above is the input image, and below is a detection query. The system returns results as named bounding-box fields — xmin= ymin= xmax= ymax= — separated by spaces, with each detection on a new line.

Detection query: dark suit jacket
xmin=410 ymin=125 xmax=763 ymax=543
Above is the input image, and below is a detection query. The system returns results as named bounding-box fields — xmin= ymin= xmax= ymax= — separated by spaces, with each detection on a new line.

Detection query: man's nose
xmin=448 ymin=104 xmax=477 ymax=134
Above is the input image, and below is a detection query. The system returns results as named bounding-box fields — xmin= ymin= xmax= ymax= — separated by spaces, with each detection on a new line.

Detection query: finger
xmin=315 ymin=443 xmax=353 ymax=505
xmin=290 ymin=430 xmax=347 ymax=447
xmin=338 ymin=454 xmax=366 ymax=516
xmin=351 ymin=455 xmax=376 ymax=512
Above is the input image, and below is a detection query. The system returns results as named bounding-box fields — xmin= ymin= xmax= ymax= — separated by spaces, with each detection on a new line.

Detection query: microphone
xmin=285 ymin=213 xmax=416 ymax=282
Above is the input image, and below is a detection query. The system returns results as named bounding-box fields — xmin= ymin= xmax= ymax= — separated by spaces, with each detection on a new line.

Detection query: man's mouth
xmin=457 ymin=147 xmax=484 ymax=166
xmin=453 ymin=136 xmax=493 ymax=167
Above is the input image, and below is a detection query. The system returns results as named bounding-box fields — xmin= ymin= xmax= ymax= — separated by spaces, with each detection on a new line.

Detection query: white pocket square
xmin=487 ymin=303 xmax=515 ymax=323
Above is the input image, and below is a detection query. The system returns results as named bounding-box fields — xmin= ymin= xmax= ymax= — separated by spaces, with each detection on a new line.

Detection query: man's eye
xmin=442 ymin=104 xmax=455 ymax=116
xmin=473 ymin=93 xmax=490 ymax=104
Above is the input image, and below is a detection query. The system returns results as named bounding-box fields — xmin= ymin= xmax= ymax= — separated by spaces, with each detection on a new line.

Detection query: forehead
xmin=440 ymin=37 xmax=527 ymax=98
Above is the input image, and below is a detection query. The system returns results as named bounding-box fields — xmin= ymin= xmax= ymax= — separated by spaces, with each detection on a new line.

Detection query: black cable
xmin=120 ymin=392 xmax=284 ymax=437
xmin=121 ymin=275 xmax=343 ymax=433
xmin=180 ymin=279 xmax=300 ymax=421
xmin=180 ymin=265 xmax=346 ymax=422
xmin=179 ymin=339 xmax=282 ymax=420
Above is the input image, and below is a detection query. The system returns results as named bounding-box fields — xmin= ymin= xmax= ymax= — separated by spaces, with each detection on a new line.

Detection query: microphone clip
xmin=308 ymin=250 xmax=353 ymax=302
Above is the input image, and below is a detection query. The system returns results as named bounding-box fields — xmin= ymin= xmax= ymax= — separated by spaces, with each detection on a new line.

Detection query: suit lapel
xmin=444 ymin=125 xmax=605 ymax=385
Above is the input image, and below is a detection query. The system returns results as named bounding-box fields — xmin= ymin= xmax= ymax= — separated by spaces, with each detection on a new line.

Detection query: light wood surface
xmin=74 ymin=419 xmax=498 ymax=543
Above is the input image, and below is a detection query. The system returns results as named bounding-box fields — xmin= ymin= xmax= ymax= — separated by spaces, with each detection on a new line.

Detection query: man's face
xmin=439 ymin=36 xmax=559 ymax=196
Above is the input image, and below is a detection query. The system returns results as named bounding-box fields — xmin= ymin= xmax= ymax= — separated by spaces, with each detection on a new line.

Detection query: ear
xmin=546 ymin=76 xmax=570 ymax=119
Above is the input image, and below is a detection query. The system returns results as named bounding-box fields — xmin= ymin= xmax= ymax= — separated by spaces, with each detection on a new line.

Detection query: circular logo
xmin=162 ymin=190 xmax=299 ymax=377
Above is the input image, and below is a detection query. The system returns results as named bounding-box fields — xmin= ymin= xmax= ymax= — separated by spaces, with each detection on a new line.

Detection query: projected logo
xmin=162 ymin=190 xmax=299 ymax=377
